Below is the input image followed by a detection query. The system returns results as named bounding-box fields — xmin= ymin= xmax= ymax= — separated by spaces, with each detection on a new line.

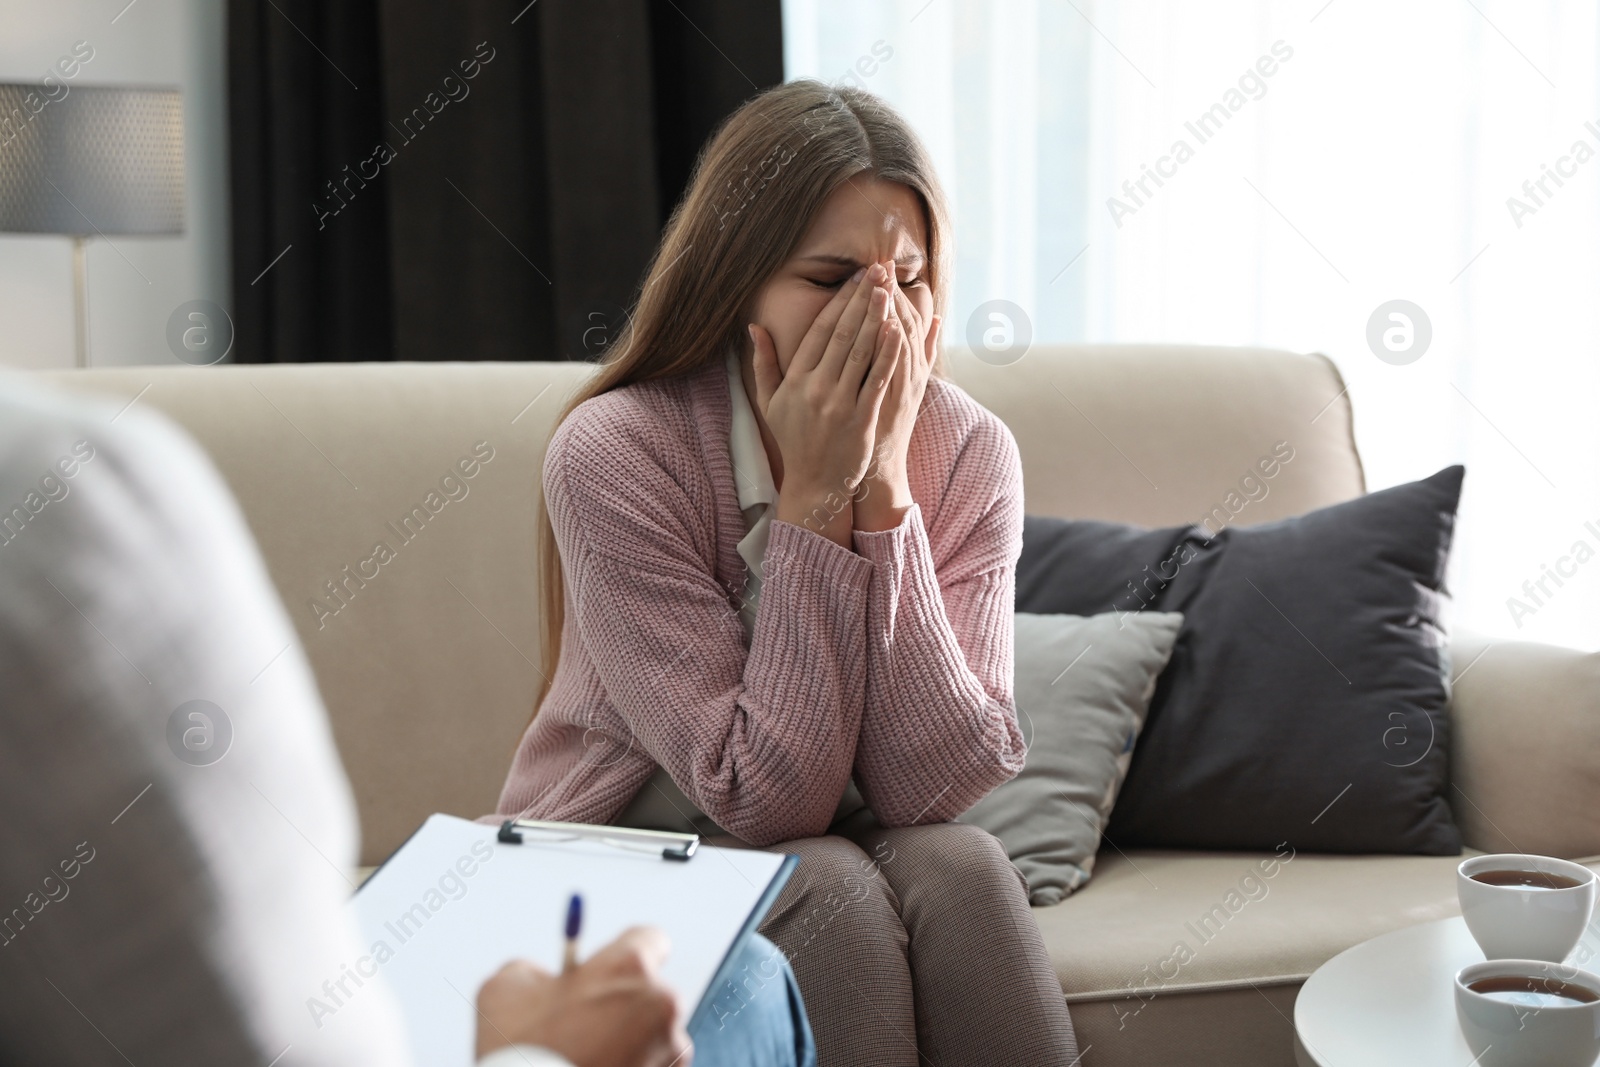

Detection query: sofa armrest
xmin=1447 ymin=627 xmax=1600 ymax=859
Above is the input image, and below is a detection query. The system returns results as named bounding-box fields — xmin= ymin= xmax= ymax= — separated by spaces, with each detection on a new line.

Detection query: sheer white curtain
xmin=784 ymin=0 xmax=1600 ymax=651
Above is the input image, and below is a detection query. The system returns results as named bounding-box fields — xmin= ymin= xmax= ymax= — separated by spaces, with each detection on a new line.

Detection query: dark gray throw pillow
xmin=1016 ymin=466 xmax=1465 ymax=855
xmin=960 ymin=611 xmax=1184 ymax=906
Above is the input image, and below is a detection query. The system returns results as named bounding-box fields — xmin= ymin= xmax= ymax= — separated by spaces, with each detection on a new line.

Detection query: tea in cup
xmin=1457 ymin=854 xmax=1596 ymax=963
xmin=1455 ymin=958 xmax=1600 ymax=1067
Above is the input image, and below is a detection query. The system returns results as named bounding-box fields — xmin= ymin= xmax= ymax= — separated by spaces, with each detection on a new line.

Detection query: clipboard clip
xmin=498 ymin=819 xmax=700 ymax=862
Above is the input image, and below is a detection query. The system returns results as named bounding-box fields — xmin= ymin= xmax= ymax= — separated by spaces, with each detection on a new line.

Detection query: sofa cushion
xmin=1014 ymin=517 xmax=1190 ymax=617
xmin=945 ymin=345 xmax=1366 ymax=528
xmin=1019 ymin=467 xmax=1466 ymax=855
xmin=1038 ymin=847 xmax=1476 ymax=1004
xmin=960 ymin=611 xmax=1183 ymax=905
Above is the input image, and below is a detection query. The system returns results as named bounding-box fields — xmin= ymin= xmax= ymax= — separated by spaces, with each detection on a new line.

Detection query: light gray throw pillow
xmin=961 ymin=611 xmax=1184 ymax=906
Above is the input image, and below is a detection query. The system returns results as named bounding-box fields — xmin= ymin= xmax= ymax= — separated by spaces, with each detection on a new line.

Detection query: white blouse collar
xmin=724 ymin=349 xmax=776 ymax=514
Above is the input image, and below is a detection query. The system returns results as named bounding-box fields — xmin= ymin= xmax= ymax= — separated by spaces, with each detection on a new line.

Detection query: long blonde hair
xmin=529 ymin=79 xmax=954 ymax=725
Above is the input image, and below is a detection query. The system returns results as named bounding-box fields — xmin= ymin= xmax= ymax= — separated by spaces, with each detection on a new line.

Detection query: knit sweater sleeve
xmin=848 ymin=408 xmax=1027 ymax=826
xmin=546 ymin=409 xmax=874 ymax=847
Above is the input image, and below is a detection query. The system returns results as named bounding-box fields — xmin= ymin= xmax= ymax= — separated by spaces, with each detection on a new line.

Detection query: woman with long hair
xmin=494 ymin=79 xmax=1078 ymax=1065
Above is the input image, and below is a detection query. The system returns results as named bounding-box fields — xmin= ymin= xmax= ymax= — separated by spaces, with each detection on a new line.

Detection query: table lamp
xmin=0 ymin=84 xmax=185 ymax=367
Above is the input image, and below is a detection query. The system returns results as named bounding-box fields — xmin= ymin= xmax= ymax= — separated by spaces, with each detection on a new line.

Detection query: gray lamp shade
xmin=0 ymin=84 xmax=184 ymax=236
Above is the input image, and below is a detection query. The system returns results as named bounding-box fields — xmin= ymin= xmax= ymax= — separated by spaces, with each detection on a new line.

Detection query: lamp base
xmin=71 ymin=234 xmax=89 ymax=369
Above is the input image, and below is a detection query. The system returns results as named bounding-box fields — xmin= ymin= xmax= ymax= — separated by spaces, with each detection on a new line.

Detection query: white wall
xmin=0 ymin=0 xmax=230 ymax=369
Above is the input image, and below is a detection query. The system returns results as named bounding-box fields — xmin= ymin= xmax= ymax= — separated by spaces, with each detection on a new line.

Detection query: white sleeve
xmin=0 ymin=374 xmax=413 ymax=1066
xmin=477 ymin=1045 xmax=576 ymax=1067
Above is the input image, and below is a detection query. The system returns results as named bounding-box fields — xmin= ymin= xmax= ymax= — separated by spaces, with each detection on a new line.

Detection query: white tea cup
xmin=1457 ymin=854 xmax=1596 ymax=963
xmin=1455 ymin=958 xmax=1600 ymax=1067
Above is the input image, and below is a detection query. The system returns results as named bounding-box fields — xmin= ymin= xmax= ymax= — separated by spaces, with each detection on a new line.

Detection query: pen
xmin=562 ymin=893 xmax=582 ymax=973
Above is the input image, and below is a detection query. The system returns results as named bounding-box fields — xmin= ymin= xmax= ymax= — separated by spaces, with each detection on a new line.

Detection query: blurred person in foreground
xmin=0 ymin=371 xmax=814 ymax=1067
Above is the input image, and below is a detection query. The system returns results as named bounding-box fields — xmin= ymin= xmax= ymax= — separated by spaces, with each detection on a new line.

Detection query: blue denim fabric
xmin=688 ymin=933 xmax=816 ymax=1067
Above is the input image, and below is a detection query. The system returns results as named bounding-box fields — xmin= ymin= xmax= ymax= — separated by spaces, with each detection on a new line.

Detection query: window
xmin=785 ymin=0 xmax=1600 ymax=650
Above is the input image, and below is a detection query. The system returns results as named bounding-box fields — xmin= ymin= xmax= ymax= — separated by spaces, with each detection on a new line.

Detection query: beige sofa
xmin=37 ymin=345 xmax=1600 ymax=1066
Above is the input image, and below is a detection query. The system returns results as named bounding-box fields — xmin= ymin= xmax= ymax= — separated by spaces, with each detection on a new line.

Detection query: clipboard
xmin=339 ymin=813 xmax=797 ymax=1066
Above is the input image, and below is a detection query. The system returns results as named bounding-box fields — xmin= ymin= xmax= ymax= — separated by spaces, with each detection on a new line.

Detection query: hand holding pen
xmin=476 ymin=906 xmax=690 ymax=1067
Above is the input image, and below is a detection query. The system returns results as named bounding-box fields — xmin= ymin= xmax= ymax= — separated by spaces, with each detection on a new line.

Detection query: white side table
xmin=1293 ymin=916 xmax=1598 ymax=1066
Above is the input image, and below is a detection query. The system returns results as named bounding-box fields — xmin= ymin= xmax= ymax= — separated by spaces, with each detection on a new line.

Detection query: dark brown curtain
xmin=227 ymin=0 xmax=783 ymax=363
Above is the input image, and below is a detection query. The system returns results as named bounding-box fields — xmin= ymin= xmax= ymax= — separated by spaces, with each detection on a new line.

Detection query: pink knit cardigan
xmin=492 ymin=356 xmax=1026 ymax=847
